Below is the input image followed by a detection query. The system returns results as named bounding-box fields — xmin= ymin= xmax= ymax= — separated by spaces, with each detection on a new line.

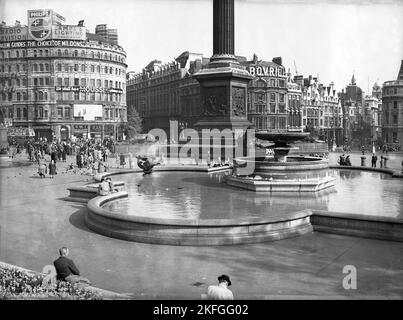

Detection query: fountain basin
xmin=229 ymin=155 xmax=336 ymax=192
xmin=85 ymin=191 xmax=313 ymax=245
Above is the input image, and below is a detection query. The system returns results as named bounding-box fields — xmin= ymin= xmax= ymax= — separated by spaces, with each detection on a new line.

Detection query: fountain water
xmin=227 ymin=132 xmax=336 ymax=192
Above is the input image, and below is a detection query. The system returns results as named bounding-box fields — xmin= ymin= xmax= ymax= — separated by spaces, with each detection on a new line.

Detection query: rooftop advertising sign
xmin=52 ymin=25 xmax=86 ymax=40
xmin=248 ymin=66 xmax=285 ymax=77
xmin=27 ymin=9 xmax=52 ymax=41
xmin=0 ymin=26 xmax=27 ymax=42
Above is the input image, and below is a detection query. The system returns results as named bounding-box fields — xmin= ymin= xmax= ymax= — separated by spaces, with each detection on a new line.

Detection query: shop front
xmin=72 ymin=124 xmax=89 ymax=139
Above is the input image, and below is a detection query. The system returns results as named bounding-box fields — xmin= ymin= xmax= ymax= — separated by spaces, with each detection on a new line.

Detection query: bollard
xmin=360 ymin=156 xmax=366 ymax=167
xmin=383 ymin=156 xmax=388 ymax=168
xmin=380 ymin=156 xmax=384 ymax=168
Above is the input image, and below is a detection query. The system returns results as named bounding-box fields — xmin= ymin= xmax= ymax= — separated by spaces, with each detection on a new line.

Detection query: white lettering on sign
xmin=248 ymin=66 xmax=284 ymax=78
xmin=29 ymin=10 xmax=51 ymax=18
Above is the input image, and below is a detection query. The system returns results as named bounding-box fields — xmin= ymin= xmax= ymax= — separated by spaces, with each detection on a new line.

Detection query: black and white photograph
xmin=1 ymin=0 xmax=403 ymax=308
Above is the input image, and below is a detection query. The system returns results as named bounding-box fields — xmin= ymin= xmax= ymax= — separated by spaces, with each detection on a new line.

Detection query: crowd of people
xmin=5 ymin=137 xmax=116 ymax=179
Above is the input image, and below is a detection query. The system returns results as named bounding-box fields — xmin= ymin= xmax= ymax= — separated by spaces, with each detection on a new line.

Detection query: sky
xmin=1 ymin=0 xmax=403 ymax=92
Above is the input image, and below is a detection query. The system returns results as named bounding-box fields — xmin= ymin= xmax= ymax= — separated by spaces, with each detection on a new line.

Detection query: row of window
xmin=56 ymin=78 xmax=123 ymax=89
xmin=4 ymin=106 xmax=125 ymax=121
xmin=56 ymin=63 xmax=125 ymax=76
xmin=56 ymin=91 xmax=123 ymax=103
xmin=1 ymin=62 xmax=126 ymax=76
xmin=250 ymin=116 xmax=288 ymax=130
xmin=250 ymin=104 xmax=287 ymax=114
xmin=253 ymin=79 xmax=286 ymax=88
xmin=253 ymin=92 xmax=286 ymax=103
xmin=1 ymin=48 xmax=126 ymax=64
xmin=1 ymin=90 xmax=124 ymax=103
xmin=383 ymin=87 xmax=403 ymax=95
xmin=0 ymin=77 xmax=123 ymax=89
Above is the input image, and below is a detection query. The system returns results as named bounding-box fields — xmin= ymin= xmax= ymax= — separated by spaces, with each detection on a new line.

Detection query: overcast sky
xmin=1 ymin=0 xmax=403 ymax=92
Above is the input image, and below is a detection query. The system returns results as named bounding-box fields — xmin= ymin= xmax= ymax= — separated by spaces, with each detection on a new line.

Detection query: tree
xmin=123 ymin=106 xmax=143 ymax=139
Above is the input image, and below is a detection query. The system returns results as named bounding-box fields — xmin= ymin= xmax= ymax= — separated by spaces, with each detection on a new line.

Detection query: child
xmin=38 ymin=161 xmax=47 ymax=179
xmin=49 ymin=160 xmax=57 ymax=179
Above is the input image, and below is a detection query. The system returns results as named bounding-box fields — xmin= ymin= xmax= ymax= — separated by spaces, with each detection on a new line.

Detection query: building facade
xmin=0 ymin=9 xmax=127 ymax=141
xmin=382 ymin=60 xmax=403 ymax=146
xmin=127 ymin=51 xmax=206 ymax=135
xmin=243 ymin=55 xmax=291 ymax=132
xmin=127 ymin=52 xmax=342 ymax=143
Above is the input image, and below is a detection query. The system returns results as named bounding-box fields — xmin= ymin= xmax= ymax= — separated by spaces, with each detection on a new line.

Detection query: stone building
xmin=0 ymin=9 xmax=127 ymax=141
xmin=242 ymin=55 xmax=290 ymax=131
xmin=382 ymin=60 xmax=403 ymax=146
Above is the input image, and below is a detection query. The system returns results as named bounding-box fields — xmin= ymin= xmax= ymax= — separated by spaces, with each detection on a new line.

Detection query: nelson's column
xmin=193 ymin=0 xmax=254 ymax=136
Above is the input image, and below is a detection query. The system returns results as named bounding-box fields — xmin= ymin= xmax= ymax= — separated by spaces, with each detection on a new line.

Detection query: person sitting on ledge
xmin=106 ymin=177 xmax=118 ymax=193
xmin=345 ymin=155 xmax=352 ymax=166
xmin=53 ymin=247 xmax=91 ymax=286
xmin=98 ymin=177 xmax=111 ymax=196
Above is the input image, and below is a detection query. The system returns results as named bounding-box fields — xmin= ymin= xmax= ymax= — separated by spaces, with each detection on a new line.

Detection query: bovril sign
xmin=248 ymin=66 xmax=285 ymax=77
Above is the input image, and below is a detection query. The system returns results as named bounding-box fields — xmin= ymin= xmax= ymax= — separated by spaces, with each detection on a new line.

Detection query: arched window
xmin=74 ymin=50 xmax=78 ymax=57
xmin=23 ymin=108 xmax=27 ymax=119
xmin=44 ymin=92 xmax=48 ymax=100
xmin=91 ymin=51 xmax=95 ymax=58
xmin=81 ymin=50 xmax=85 ymax=57
xmin=97 ymin=52 xmax=101 ymax=58
xmin=39 ymin=92 xmax=44 ymax=100
xmin=16 ymin=51 xmax=20 ymax=58
xmin=39 ymin=64 xmax=44 ymax=71
xmin=64 ymin=49 xmax=69 ymax=56
xmin=81 ymin=64 xmax=85 ymax=72
xmin=104 ymin=53 xmax=107 ymax=60
xmin=16 ymin=92 xmax=21 ymax=101
xmin=33 ymin=50 xmax=37 ymax=57
xmin=39 ymin=50 xmax=43 ymax=57
xmin=39 ymin=107 xmax=44 ymax=118
xmin=58 ymin=49 xmax=62 ymax=56
xmin=17 ymin=108 xmax=21 ymax=118
xmin=104 ymin=66 xmax=108 ymax=73
xmin=45 ymin=64 xmax=49 ymax=71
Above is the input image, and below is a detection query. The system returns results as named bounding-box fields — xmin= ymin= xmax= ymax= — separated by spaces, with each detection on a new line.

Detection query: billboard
xmin=27 ymin=9 xmax=52 ymax=41
xmin=0 ymin=26 xmax=27 ymax=42
xmin=52 ymin=25 xmax=86 ymax=40
xmin=73 ymin=104 xmax=102 ymax=121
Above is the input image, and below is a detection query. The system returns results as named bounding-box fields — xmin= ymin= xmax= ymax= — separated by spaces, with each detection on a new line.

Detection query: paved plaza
xmin=1 ymin=152 xmax=403 ymax=299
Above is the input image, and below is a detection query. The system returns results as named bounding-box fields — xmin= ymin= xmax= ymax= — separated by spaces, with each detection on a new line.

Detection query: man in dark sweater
xmin=53 ymin=247 xmax=91 ymax=285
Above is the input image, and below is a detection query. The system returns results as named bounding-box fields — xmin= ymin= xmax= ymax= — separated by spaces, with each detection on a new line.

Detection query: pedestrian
xmin=53 ymin=247 xmax=91 ymax=286
xmin=51 ymin=149 xmax=57 ymax=164
xmin=38 ymin=160 xmax=47 ymax=179
xmin=97 ymin=177 xmax=110 ymax=196
xmin=48 ymin=160 xmax=57 ymax=178
xmin=371 ymin=153 xmax=378 ymax=168
xmin=61 ymin=143 xmax=67 ymax=162
xmin=206 ymin=275 xmax=234 ymax=300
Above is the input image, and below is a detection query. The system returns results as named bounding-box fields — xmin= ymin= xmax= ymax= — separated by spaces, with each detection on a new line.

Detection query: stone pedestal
xmin=192 ymin=0 xmax=253 ymax=159
xmin=360 ymin=156 xmax=366 ymax=167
